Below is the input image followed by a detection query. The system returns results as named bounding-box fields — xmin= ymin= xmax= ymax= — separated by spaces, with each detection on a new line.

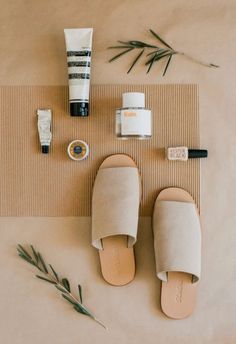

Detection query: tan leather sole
xmin=156 ymin=187 xmax=199 ymax=319
xmin=97 ymin=154 xmax=141 ymax=286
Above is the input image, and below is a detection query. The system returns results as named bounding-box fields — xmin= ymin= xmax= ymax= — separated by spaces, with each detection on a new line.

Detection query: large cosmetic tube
xmin=64 ymin=28 xmax=93 ymax=116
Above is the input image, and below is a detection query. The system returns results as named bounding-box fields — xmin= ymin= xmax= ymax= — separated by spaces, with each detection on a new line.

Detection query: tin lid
xmin=67 ymin=140 xmax=89 ymax=161
xmin=122 ymin=92 xmax=145 ymax=108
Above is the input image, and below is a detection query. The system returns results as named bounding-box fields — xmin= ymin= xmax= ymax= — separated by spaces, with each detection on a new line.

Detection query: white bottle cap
xmin=122 ymin=92 xmax=145 ymax=108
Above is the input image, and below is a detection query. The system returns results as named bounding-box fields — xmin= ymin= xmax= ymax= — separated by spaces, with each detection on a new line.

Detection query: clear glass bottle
xmin=115 ymin=92 xmax=152 ymax=139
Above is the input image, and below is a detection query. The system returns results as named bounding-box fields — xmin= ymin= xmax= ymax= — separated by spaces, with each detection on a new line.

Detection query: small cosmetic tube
xmin=167 ymin=147 xmax=208 ymax=161
xmin=37 ymin=109 xmax=52 ymax=154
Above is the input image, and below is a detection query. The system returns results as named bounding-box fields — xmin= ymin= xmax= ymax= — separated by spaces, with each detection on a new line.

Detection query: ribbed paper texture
xmin=0 ymin=85 xmax=199 ymax=216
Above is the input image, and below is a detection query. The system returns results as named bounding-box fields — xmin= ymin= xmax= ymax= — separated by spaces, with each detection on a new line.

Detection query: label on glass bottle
xmin=116 ymin=108 xmax=151 ymax=137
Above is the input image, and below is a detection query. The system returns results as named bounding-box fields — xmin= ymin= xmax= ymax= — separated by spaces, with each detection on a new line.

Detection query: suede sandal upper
xmin=153 ymin=200 xmax=201 ymax=283
xmin=92 ymin=167 xmax=140 ymax=250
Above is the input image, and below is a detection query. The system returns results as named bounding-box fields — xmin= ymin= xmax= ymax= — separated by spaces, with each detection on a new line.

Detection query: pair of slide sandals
xmin=92 ymin=154 xmax=201 ymax=319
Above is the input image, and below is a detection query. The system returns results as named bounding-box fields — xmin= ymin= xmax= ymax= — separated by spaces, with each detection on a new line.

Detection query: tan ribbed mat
xmin=0 ymin=85 xmax=199 ymax=216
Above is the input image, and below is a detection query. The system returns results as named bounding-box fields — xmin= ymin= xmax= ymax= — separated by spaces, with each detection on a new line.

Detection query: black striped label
xmin=69 ymin=73 xmax=90 ymax=80
xmin=67 ymin=50 xmax=91 ymax=57
xmin=67 ymin=61 xmax=91 ymax=67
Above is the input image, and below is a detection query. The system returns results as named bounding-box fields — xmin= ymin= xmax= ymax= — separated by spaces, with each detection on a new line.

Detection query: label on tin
xmin=67 ymin=140 xmax=89 ymax=161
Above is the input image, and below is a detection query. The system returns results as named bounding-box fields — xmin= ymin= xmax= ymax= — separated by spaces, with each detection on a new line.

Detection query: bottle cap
xmin=42 ymin=145 xmax=49 ymax=154
xmin=122 ymin=92 xmax=145 ymax=108
xmin=188 ymin=149 xmax=208 ymax=159
xmin=70 ymin=102 xmax=89 ymax=116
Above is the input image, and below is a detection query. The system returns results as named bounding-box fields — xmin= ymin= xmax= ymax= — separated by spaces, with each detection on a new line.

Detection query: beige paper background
xmin=0 ymin=0 xmax=236 ymax=343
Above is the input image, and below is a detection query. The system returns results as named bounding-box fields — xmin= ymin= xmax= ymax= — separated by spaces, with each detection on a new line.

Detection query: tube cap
xmin=70 ymin=102 xmax=89 ymax=116
xmin=122 ymin=92 xmax=145 ymax=108
xmin=42 ymin=145 xmax=49 ymax=154
xmin=188 ymin=149 xmax=208 ymax=159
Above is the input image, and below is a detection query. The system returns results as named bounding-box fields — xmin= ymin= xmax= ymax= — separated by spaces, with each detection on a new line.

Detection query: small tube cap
xmin=188 ymin=149 xmax=208 ymax=159
xmin=42 ymin=145 xmax=49 ymax=154
xmin=70 ymin=102 xmax=89 ymax=116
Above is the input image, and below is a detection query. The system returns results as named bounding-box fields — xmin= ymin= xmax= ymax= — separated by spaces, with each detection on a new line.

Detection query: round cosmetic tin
xmin=67 ymin=140 xmax=89 ymax=161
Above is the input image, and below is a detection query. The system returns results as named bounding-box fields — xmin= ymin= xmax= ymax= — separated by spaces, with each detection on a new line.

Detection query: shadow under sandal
xmin=92 ymin=154 xmax=141 ymax=286
xmin=153 ymin=187 xmax=201 ymax=319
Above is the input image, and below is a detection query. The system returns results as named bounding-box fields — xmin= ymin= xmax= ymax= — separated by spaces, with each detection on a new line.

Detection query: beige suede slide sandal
xmin=153 ymin=187 xmax=201 ymax=319
xmin=92 ymin=154 xmax=141 ymax=286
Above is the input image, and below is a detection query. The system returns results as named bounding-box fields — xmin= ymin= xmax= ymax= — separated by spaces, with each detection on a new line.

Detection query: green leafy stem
xmin=17 ymin=244 xmax=107 ymax=330
xmin=108 ymin=29 xmax=219 ymax=76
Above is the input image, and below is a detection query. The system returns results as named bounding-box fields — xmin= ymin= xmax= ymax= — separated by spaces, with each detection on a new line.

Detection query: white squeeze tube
xmin=37 ymin=109 xmax=52 ymax=154
xmin=64 ymin=28 xmax=93 ymax=116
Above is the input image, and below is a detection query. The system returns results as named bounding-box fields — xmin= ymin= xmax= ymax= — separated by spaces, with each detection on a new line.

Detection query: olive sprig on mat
xmin=108 ymin=29 xmax=219 ymax=76
xmin=17 ymin=244 xmax=107 ymax=329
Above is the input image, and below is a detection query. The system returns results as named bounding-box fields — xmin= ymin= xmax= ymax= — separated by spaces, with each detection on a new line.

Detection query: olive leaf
xmin=163 ymin=55 xmax=173 ymax=76
xmin=149 ymin=29 xmax=173 ymax=49
xmin=37 ymin=252 xmax=48 ymax=273
xmin=78 ymin=285 xmax=83 ymax=304
xmin=127 ymin=49 xmax=145 ymax=73
xmin=49 ymin=264 xmax=59 ymax=282
xmin=62 ymin=278 xmax=70 ymax=292
xmin=108 ymin=47 xmax=134 ymax=62
xmin=61 ymin=293 xmax=78 ymax=306
xmin=36 ymin=275 xmax=57 ymax=284
xmin=31 ymin=245 xmax=39 ymax=263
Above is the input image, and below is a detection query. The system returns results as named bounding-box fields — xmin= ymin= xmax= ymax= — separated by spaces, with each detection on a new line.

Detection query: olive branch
xmin=17 ymin=244 xmax=107 ymax=329
xmin=108 ymin=29 xmax=219 ymax=76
